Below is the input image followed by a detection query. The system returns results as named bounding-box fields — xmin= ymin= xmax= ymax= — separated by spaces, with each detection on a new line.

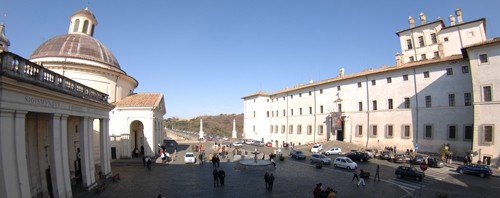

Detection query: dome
xmin=30 ymin=34 xmax=120 ymax=68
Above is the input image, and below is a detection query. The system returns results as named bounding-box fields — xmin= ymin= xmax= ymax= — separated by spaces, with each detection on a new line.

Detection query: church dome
xmin=30 ymin=34 xmax=120 ymax=68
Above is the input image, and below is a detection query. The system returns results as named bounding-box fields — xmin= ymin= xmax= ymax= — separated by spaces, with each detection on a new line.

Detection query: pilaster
xmin=0 ymin=110 xmax=22 ymax=198
xmin=14 ymin=111 xmax=30 ymax=198
xmin=99 ymin=118 xmax=111 ymax=177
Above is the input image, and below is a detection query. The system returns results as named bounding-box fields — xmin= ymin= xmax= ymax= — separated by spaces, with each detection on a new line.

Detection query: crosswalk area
xmin=384 ymin=168 xmax=458 ymax=194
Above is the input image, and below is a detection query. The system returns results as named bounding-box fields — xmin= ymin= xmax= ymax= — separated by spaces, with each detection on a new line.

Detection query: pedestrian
xmin=199 ymin=152 xmax=204 ymax=165
xmin=271 ymin=158 xmax=276 ymax=167
xmin=264 ymin=171 xmax=270 ymax=190
xmin=374 ymin=165 xmax=380 ymax=182
xmin=211 ymin=154 xmax=217 ymax=168
xmin=218 ymin=169 xmax=226 ymax=187
xmin=358 ymin=169 xmax=366 ymax=187
xmin=212 ymin=168 xmax=220 ymax=187
xmin=268 ymin=173 xmax=275 ymax=191
xmin=313 ymin=183 xmax=322 ymax=198
xmin=140 ymin=144 xmax=144 ymax=156
xmin=215 ymin=155 xmax=220 ymax=168
xmin=351 ymin=171 xmax=359 ymax=182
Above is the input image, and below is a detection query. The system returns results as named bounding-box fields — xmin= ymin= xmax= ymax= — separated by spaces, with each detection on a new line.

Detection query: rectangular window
xmin=462 ymin=66 xmax=469 ymax=73
xmin=276 ymin=110 xmax=278 ymax=117
xmin=318 ymin=125 xmax=324 ymax=135
xmin=409 ymin=56 xmax=415 ymax=62
xmin=290 ymin=95 xmax=293 ymax=99
xmin=431 ymin=33 xmax=437 ymax=44
xmin=418 ymin=36 xmax=424 ymax=47
xmin=283 ymin=109 xmax=286 ymax=116
xmin=372 ymin=100 xmax=377 ymax=110
xmin=464 ymin=93 xmax=472 ymax=106
xmin=275 ymin=125 xmax=278 ymax=134
xmin=307 ymin=125 xmax=312 ymax=135
xmin=387 ymin=77 xmax=392 ymax=83
xmin=425 ymin=95 xmax=432 ymax=108
xmin=404 ymin=97 xmax=410 ymax=108
xmin=283 ymin=96 xmax=285 ymax=100
xmin=291 ymin=109 xmax=294 ymax=116
xmin=337 ymin=86 xmax=341 ymax=91
xmin=423 ymin=71 xmax=430 ymax=78
xmin=320 ymin=89 xmax=323 ymax=94
xmin=309 ymin=91 xmax=312 ymax=96
xmin=448 ymin=125 xmax=457 ymax=139
xmin=297 ymin=125 xmax=302 ymax=135
xmin=299 ymin=108 xmax=302 ymax=115
xmin=320 ymin=105 xmax=324 ymax=114
xmin=403 ymin=125 xmax=411 ymax=138
xmin=444 ymin=37 xmax=449 ymax=42
xmin=309 ymin=107 xmax=312 ymax=114
xmin=446 ymin=68 xmax=453 ymax=75
xmin=357 ymin=82 xmax=362 ymax=88
xmin=289 ymin=125 xmax=293 ymax=134
xmin=356 ymin=125 xmax=363 ymax=136
xmin=425 ymin=125 xmax=433 ymax=139
xmin=407 ymin=39 xmax=413 ymax=49
xmin=338 ymin=104 xmax=342 ymax=112
xmin=421 ymin=54 xmax=427 ymax=60
xmin=270 ymin=125 xmax=273 ymax=133
xmin=371 ymin=125 xmax=378 ymax=137
xmin=386 ymin=125 xmax=393 ymax=138
xmin=479 ymin=54 xmax=488 ymax=63
xmin=253 ymin=111 xmax=256 ymax=117
xmin=281 ymin=125 xmax=285 ymax=134
xmin=358 ymin=102 xmax=363 ymax=111
xmin=403 ymin=74 xmax=408 ymax=81
xmin=449 ymin=94 xmax=455 ymax=107
xmin=464 ymin=125 xmax=473 ymax=140
xmin=483 ymin=86 xmax=492 ymax=102
xmin=267 ymin=99 xmax=269 ymax=102
xmin=299 ymin=93 xmax=302 ymax=97
xmin=434 ymin=51 xmax=440 ymax=58
xmin=388 ymin=99 xmax=393 ymax=109
xmin=371 ymin=80 xmax=376 ymax=86
xmin=267 ymin=111 xmax=269 ymax=117
xmin=272 ymin=111 xmax=274 ymax=117
xmin=484 ymin=125 xmax=493 ymax=142
xmin=253 ymin=125 xmax=255 ymax=132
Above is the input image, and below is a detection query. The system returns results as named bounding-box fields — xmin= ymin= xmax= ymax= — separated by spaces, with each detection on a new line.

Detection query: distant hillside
xmin=164 ymin=114 xmax=244 ymax=138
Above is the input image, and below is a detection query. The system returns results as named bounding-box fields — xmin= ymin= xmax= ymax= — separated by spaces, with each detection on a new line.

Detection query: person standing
xmin=357 ymin=169 xmax=366 ymax=187
xmin=264 ymin=171 xmax=270 ymax=190
xmin=212 ymin=168 xmax=220 ymax=187
xmin=211 ymin=154 xmax=217 ymax=168
xmin=218 ymin=169 xmax=226 ymax=187
xmin=313 ymin=183 xmax=322 ymax=198
xmin=199 ymin=152 xmax=204 ymax=165
xmin=268 ymin=173 xmax=275 ymax=191
xmin=215 ymin=155 xmax=220 ymax=168
xmin=351 ymin=170 xmax=359 ymax=182
xmin=374 ymin=165 xmax=380 ymax=182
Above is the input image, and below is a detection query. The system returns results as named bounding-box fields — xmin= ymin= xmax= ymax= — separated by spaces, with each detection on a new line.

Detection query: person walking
xmin=212 ymin=168 xmax=220 ymax=187
xmin=313 ymin=183 xmax=323 ymax=198
xmin=199 ymin=152 xmax=204 ymax=165
xmin=218 ymin=169 xmax=226 ymax=187
xmin=264 ymin=171 xmax=270 ymax=190
xmin=357 ymin=169 xmax=366 ymax=187
xmin=374 ymin=165 xmax=380 ymax=182
xmin=211 ymin=154 xmax=217 ymax=168
xmin=215 ymin=155 xmax=220 ymax=168
xmin=268 ymin=173 xmax=275 ymax=191
xmin=351 ymin=170 xmax=359 ymax=182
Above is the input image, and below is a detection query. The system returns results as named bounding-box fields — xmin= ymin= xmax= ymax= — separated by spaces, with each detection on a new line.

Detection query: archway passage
xmin=130 ymin=120 xmax=144 ymax=158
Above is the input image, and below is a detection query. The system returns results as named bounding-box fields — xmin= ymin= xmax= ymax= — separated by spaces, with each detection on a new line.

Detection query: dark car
xmin=427 ymin=157 xmax=444 ymax=168
xmin=290 ymin=149 xmax=306 ymax=159
xmin=379 ymin=151 xmax=392 ymax=160
xmin=393 ymin=154 xmax=406 ymax=163
xmin=410 ymin=154 xmax=425 ymax=165
xmin=346 ymin=152 xmax=370 ymax=162
xmin=456 ymin=164 xmax=493 ymax=178
xmin=395 ymin=166 xmax=425 ymax=181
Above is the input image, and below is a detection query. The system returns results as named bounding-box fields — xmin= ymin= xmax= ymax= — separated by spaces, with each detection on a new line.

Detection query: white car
xmin=310 ymin=144 xmax=323 ymax=153
xmin=333 ymin=156 xmax=358 ymax=170
xmin=184 ymin=152 xmax=196 ymax=164
xmin=324 ymin=147 xmax=342 ymax=155
xmin=245 ymin=139 xmax=255 ymax=145
xmin=233 ymin=141 xmax=243 ymax=148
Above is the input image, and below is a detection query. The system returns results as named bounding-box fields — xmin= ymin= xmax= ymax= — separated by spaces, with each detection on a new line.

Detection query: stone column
xmin=232 ymin=119 xmax=237 ymax=139
xmin=199 ymin=119 xmax=204 ymax=139
xmin=79 ymin=117 xmax=96 ymax=189
xmin=48 ymin=114 xmax=65 ymax=197
xmin=14 ymin=111 xmax=31 ymax=198
xmin=59 ymin=115 xmax=72 ymax=197
xmin=100 ymin=118 xmax=111 ymax=178
xmin=0 ymin=110 xmax=24 ymax=198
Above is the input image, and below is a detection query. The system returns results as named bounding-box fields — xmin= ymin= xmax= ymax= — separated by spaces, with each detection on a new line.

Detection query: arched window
xmin=73 ymin=19 xmax=80 ymax=32
xmin=82 ymin=20 xmax=89 ymax=34
xmin=90 ymin=24 xmax=95 ymax=36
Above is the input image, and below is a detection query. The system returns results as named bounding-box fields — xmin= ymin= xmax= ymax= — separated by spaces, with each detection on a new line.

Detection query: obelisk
xmin=232 ymin=119 xmax=237 ymax=139
xmin=199 ymin=119 xmax=204 ymax=139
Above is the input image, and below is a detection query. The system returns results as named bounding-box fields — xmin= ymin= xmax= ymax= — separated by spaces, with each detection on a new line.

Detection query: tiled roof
xmin=114 ymin=93 xmax=163 ymax=107
xmin=241 ymin=91 xmax=270 ymax=99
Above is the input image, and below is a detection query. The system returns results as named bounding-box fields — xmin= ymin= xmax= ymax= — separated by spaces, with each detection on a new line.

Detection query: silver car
xmin=333 ymin=156 xmax=358 ymax=170
xmin=310 ymin=154 xmax=332 ymax=165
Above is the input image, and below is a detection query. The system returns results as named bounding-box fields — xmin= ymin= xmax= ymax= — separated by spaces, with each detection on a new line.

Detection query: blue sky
xmin=2 ymin=0 xmax=500 ymax=119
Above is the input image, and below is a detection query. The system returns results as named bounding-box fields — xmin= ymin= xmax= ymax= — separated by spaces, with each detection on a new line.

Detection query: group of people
xmin=313 ymin=183 xmax=336 ymax=198
xmin=212 ymin=168 xmax=226 ymax=187
xmin=263 ymin=171 xmax=275 ymax=191
xmin=211 ymin=154 xmax=221 ymax=168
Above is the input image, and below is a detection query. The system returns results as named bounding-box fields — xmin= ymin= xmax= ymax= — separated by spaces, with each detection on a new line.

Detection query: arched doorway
xmin=130 ymin=121 xmax=144 ymax=157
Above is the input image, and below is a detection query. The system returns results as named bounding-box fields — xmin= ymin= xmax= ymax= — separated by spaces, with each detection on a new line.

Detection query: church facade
xmin=243 ymin=9 xmax=499 ymax=167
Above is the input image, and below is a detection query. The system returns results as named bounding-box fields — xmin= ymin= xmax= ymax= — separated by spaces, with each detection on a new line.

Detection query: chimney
xmin=449 ymin=15 xmax=456 ymax=26
xmin=419 ymin=12 xmax=427 ymax=25
xmin=395 ymin=52 xmax=403 ymax=66
xmin=455 ymin=8 xmax=463 ymax=24
xmin=339 ymin=68 xmax=345 ymax=77
xmin=408 ymin=16 xmax=415 ymax=28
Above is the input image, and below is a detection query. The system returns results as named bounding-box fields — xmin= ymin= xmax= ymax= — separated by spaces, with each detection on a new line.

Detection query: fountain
xmin=236 ymin=148 xmax=273 ymax=171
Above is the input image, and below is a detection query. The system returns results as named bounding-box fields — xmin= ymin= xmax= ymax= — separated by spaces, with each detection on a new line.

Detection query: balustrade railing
xmin=0 ymin=51 xmax=109 ymax=104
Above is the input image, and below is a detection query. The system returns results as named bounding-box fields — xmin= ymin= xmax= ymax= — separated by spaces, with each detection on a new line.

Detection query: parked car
xmin=232 ymin=141 xmax=243 ymax=148
xmin=310 ymin=144 xmax=323 ymax=153
xmin=410 ymin=154 xmax=426 ymax=165
xmin=265 ymin=142 xmax=273 ymax=147
xmin=427 ymin=157 xmax=444 ymax=168
xmin=346 ymin=152 xmax=370 ymax=162
xmin=244 ymin=139 xmax=255 ymax=145
xmin=379 ymin=151 xmax=392 ymax=160
xmin=333 ymin=156 xmax=358 ymax=170
xmin=253 ymin=140 xmax=265 ymax=147
xmin=364 ymin=149 xmax=375 ymax=158
xmin=393 ymin=154 xmax=406 ymax=163
xmin=290 ymin=149 xmax=306 ymax=159
xmin=184 ymin=152 xmax=196 ymax=164
xmin=395 ymin=166 xmax=425 ymax=181
xmin=206 ymin=136 xmax=214 ymax=141
xmin=456 ymin=164 xmax=493 ymax=178
xmin=310 ymin=154 xmax=332 ymax=165
xmin=222 ymin=137 xmax=229 ymax=141
xmin=324 ymin=147 xmax=342 ymax=155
